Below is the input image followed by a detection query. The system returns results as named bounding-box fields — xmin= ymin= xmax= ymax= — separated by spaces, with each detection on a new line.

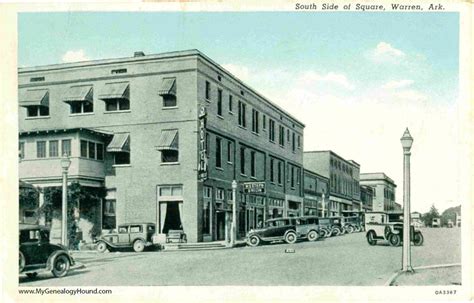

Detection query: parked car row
xmin=245 ymin=215 xmax=364 ymax=247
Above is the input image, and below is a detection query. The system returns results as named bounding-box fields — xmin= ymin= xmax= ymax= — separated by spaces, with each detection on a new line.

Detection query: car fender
xmin=97 ymin=238 xmax=121 ymax=248
xmin=283 ymin=229 xmax=296 ymax=237
xmin=46 ymin=250 xmax=74 ymax=271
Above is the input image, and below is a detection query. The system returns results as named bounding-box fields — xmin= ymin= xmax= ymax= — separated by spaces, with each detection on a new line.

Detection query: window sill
xmin=227 ymin=161 xmax=233 ymax=165
xmin=104 ymin=110 xmax=131 ymax=114
xmin=69 ymin=112 xmax=94 ymax=117
xmin=280 ymin=145 xmax=285 ymax=148
xmin=250 ymin=176 xmax=257 ymax=180
xmin=25 ymin=116 xmax=51 ymax=120
xmin=162 ymin=106 xmax=178 ymax=110
xmin=160 ymin=162 xmax=180 ymax=166
xmin=205 ymin=98 xmax=211 ymax=103
xmin=240 ymin=173 xmax=247 ymax=177
xmin=269 ymin=140 xmax=275 ymax=144
xmin=228 ymin=111 xmax=234 ymax=115
xmin=237 ymin=125 xmax=247 ymax=130
xmin=216 ymin=167 xmax=224 ymax=171
xmin=252 ymin=132 xmax=260 ymax=136
xmin=217 ymin=115 xmax=224 ymax=120
xmin=113 ymin=164 xmax=131 ymax=167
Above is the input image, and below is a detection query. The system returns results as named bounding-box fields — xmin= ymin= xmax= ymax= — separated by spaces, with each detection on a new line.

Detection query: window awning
xmin=158 ymin=78 xmax=176 ymax=96
xmin=63 ymin=85 xmax=93 ymax=103
xmin=19 ymin=89 xmax=49 ymax=107
xmin=156 ymin=130 xmax=178 ymax=151
xmin=99 ymin=82 xmax=129 ymax=100
xmin=107 ymin=133 xmax=130 ymax=153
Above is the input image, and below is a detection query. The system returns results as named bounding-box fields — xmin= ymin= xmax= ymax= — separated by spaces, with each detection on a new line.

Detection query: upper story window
xmin=107 ymin=133 xmax=131 ymax=165
xmin=80 ymin=139 xmax=105 ymax=161
xmin=228 ymin=95 xmax=233 ymax=113
xmin=30 ymin=76 xmax=45 ymax=82
xmin=227 ymin=141 xmax=232 ymax=163
xmin=19 ymin=89 xmax=50 ymax=118
xmin=205 ymin=81 xmax=211 ymax=100
xmin=250 ymin=151 xmax=256 ymax=178
xmin=63 ymin=85 xmax=93 ymax=115
xmin=270 ymin=158 xmax=274 ymax=182
xmin=217 ymin=89 xmax=223 ymax=116
xmin=49 ymin=140 xmax=59 ymax=157
xmin=240 ymin=147 xmax=245 ymax=175
xmin=216 ymin=137 xmax=222 ymax=168
xmin=277 ymin=161 xmax=282 ymax=185
xmin=36 ymin=141 xmax=46 ymax=158
xmin=61 ymin=139 xmax=71 ymax=157
xmin=252 ymin=109 xmax=259 ymax=134
xmin=269 ymin=119 xmax=275 ymax=142
xmin=19 ymin=142 xmax=25 ymax=159
xmin=238 ymin=101 xmax=247 ymax=128
xmin=158 ymin=78 xmax=177 ymax=108
xmin=111 ymin=68 xmax=127 ymax=74
xmin=216 ymin=188 xmax=225 ymax=201
xmin=99 ymin=82 xmax=130 ymax=112
xmin=156 ymin=129 xmax=179 ymax=164
xmin=297 ymin=135 xmax=301 ymax=149
xmin=287 ymin=129 xmax=290 ymax=143
xmin=279 ymin=125 xmax=285 ymax=146
xmin=262 ymin=114 xmax=267 ymax=130
xmin=292 ymin=133 xmax=296 ymax=152
xmin=203 ymin=186 xmax=212 ymax=199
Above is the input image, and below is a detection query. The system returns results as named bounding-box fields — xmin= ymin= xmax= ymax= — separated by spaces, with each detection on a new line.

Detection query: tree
xmin=421 ymin=204 xmax=440 ymax=227
xmin=441 ymin=205 xmax=461 ymax=226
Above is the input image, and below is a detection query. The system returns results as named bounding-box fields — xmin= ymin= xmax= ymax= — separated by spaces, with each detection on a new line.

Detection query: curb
xmin=384 ymin=263 xmax=462 ymax=286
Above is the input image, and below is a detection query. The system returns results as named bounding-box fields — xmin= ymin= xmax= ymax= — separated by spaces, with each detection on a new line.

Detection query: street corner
xmin=389 ymin=264 xmax=461 ymax=286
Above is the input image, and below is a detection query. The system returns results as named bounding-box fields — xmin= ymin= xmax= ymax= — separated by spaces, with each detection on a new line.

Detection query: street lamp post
xmin=61 ymin=153 xmax=71 ymax=247
xmin=230 ymin=180 xmax=238 ymax=247
xmin=401 ymin=128 xmax=414 ymax=272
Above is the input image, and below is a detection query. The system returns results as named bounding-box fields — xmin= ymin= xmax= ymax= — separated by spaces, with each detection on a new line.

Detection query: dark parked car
xmin=318 ymin=217 xmax=344 ymax=237
xmin=19 ymin=224 xmax=75 ymax=278
xmin=95 ymin=223 xmax=156 ymax=252
xmin=246 ymin=218 xmax=297 ymax=246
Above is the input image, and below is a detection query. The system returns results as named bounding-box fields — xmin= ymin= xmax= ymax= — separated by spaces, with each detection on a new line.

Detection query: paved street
xmin=19 ymin=227 xmax=460 ymax=286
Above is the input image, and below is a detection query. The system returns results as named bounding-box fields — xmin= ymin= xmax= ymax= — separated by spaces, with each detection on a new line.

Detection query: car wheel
xmin=26 ymin=272 xmax=38 ymax=279
xmin=307 ymin=230 xmax=319 ymax=242
xmin=133 ymin=239 xmax=145 ymax=252
xmin=19 ymin=252 xmax=25 ymax=273
xmin=347 ymin=226 xmax=354 ymax=234
xmin=52 ymin=255 xmax=70 ymax=278
xmin=324 ymin=229 xmax=331 ymax=238
xmin=247 ymin=235 xmax=260 ymax=247
xmin=354 ymin=225 xmax=361 ymax=232
xmin=285 ymin=231 xmax=297 ymax=244
xmin=332 ymin=227 xmax=341 ymax=236
xmin=413 ymin=232 xmax=424 ymax=246
xmin=389 ymin=233 xmax=401 ymax=247
xmin=366 ymin=231 xmax=377 ymax=246
xmin=96 ymin=241 xmax=108 ymax=253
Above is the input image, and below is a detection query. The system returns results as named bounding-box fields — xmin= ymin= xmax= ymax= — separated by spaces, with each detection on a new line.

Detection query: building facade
xmin=359 ymin=173 xmax=397 ymax=212
xmin=303 ymin=151 xmax=361 ymax=217
xmin=360 ymin=185 xmax=374 ymax=212
xmin=18 ymin=49 xmax=305 ymax=243
xmin=303 ymin=169 xmax=329 ymax=217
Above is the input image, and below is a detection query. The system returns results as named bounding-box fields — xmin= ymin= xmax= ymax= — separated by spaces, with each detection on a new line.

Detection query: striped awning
xmin=19 ymin=89 xmax=49 ymax=107
xmin=156 ymin=129 xmax=178 ymax=151
xmin=99 ymin=82 xmax=129 ymax=100
xmin=63 ymin=85 xmax=93 ymax=103
xmin=158 ymin=78 xmax=176 ymax=96
xmin=107 ymin=133 xmax=130 ymax=153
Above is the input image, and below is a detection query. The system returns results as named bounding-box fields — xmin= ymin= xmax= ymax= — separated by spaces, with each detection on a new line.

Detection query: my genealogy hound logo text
xmin=198 ymin=107 xmax=208 ymax=181
xmin=19 ymin=288 xmax=112 ymax=296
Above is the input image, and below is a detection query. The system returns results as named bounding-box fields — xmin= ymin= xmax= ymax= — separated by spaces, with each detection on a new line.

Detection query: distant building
xmin=303 ymin=169 xmax=329 ymax=217
xmin=360 ymin=185 xmax=374 ymax=212
xmin=303 ymin=151 xmax=361 ymax=217
xmin=411 ymin=211 xmax=423 ymax=228
xmin=360 ymin=173 xmax=397 ymax=212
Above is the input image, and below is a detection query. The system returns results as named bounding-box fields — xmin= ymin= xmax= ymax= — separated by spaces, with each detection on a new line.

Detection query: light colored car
xmin=95 ymin=223 xmax=156 ymax=252
xmin=365 ymin=211 xmax=423 ymax=247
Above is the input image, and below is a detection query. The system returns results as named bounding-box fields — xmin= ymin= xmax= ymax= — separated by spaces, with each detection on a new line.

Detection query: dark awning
xmin=99 ymin=82 xmax=129 ymax=100
xmin=107 ymin=133 xmax=130 ymax=153
xmin=158 ymin=78 xmax=176 ymax=96
xmin=19 ymin=89 xmax=49 ymax=107
xmin=63 ymin=85 xmax=93 ymax=103
xmin=156 ymin=129 xmax=178 ymax=151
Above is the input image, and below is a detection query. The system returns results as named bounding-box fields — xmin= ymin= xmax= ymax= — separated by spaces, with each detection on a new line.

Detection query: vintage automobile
xmin=342 ymin=216 xmax=363 ymax=234
xmin=319 ymin=217 xmax=344 ymax=237
xmin=315 ymin=217 xmax=333 ymax=238
xmin=365 ymin=211 xmax=424 ymax=247
xmin=19 ymin=224 xmax=75 ymax=278
xmin=295 ymin=216 xmax=321 ymax=242
xmin=246 ymin=217 xmax=298 ymax=246
xmin=95 ymin=223 xmax=157 ymax=252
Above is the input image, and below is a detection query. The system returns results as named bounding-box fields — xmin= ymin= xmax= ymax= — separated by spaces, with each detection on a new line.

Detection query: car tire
xmin=26 ymin=272 xmax=38 ymax=279
xmin=285 ymin=231 xmax=297 ymax=244
xmin=96 ymin=241 xmax=108 ymax=253
xmin=133 ymin=239 xmax=145 ymax=252
xmin=332 ymin=227 xmax=341 ymax=237
xmin=413 ymin=232 xmax=424 ymax=246
xmin=324 ymin=229 xmax=331 ymax=238
xmin=366 ymin=231 xmax=377 ymax=246
xmin=389 ymin=233 xmax=401 ymax=247
xmin=52 ymin=255 xmax=70 ymax=278
xmin=307 ymin=230 xmax=319 ymax=242
xmin=19 ymin=252 xmax=25 ymax=273
xmin=347 ymin=226 xmax=354 ymax=234
xmin=247 ymin=235 xmax=260 ymax=247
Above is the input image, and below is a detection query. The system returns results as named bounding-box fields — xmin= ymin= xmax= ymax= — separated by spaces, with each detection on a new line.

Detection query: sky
xmin=18 ymin=12 xmax=461 ymax=214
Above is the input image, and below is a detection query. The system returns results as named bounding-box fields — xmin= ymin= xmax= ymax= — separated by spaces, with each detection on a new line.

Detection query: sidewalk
xmin=390 ymin=264 xmax=461 ymax=286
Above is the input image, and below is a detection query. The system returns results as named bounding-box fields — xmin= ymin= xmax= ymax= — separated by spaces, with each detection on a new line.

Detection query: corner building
xmin=18 ymin=50 xmax=304 ymax=243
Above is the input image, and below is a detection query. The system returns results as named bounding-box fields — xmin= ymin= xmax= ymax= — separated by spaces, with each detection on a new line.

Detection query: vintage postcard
xmin=1 ymin=0 xmax=472 ymax=302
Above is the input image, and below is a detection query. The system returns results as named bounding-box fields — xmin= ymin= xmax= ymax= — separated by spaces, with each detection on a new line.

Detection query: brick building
xmin=18 ymin=49 xmax=305 ymax=243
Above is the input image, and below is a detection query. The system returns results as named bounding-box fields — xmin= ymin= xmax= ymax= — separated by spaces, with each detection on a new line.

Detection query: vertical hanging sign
xmin=198 ymin=107 xmax=208 ymax=181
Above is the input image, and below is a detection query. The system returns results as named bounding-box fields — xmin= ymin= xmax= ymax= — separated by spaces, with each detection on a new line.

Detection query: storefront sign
xmin=242 ymin=182 xmax=266 ymax=194
xmin=197 ymin=107 xmax=208 ymax=181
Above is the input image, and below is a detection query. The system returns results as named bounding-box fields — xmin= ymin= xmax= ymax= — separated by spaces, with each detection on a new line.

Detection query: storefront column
xmin=210 ymin=200 xmax=214 ymax=241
